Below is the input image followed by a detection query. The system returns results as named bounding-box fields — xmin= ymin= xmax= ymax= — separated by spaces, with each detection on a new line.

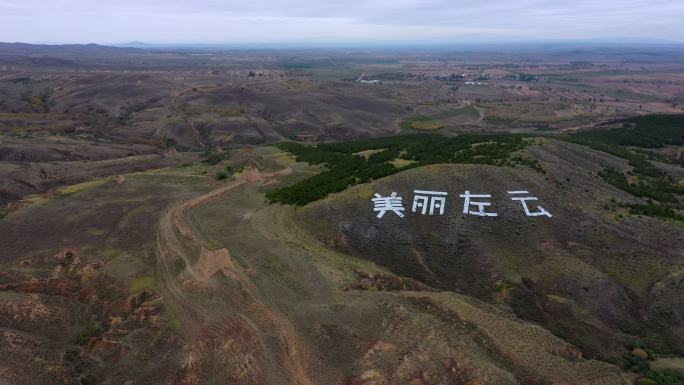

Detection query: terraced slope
xmin=299 ymin=140 xmax=684 ymax=360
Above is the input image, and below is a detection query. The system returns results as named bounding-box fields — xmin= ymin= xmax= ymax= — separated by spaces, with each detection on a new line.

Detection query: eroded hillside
xmin=2 ymin=139 xmax=681 ymax=385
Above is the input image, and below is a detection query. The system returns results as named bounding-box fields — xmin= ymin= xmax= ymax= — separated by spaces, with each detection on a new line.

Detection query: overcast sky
xmin=1 ymin=0 xmax=683 ymax=45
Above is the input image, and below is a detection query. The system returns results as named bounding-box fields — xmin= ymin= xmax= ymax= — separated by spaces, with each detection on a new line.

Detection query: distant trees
xmin=569 ymin=114 xmax=684 ymax=149
xmin=569 ymin=114 xmax=684 ymax=221
xmin=622 ymin=352 xmax=684 ymax=385
xmin=267 ymin=134 xmax=529 ymax=205
xmin=202 ymin=149 xmax=229 ymax=165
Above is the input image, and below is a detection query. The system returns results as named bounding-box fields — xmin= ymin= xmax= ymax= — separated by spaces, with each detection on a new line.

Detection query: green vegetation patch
xmin=619 ymin=202 xmax=684 ymax=221
xmin=400 ymin=105 xmax=479 ymax=130
xmin=599 ymin=167 xmax=682 ymax=204
xmin=400 ymin=114 xmax=434 ymax=130
xmin=623 ymin=352 xmax=684 ymax=385
xmin=565 ymin=114 xmax=684 ymax=221
xmin=58 ymin=179 xmax=109 ymax=197
xmin=202 ymin=148 xmax=230 ymax=165
xmin=431 ymin=105 xmax=480 ymax=120
xmin=570 ymin=114 xmax=684 ymax=149
xmin=129 ymin=276 xmax=155 ymax=292
xmin=266 ymin=133 xmax=531 ymax=205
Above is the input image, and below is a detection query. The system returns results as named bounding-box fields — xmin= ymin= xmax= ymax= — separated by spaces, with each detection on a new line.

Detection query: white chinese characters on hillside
xmin=372 ymin=189 xmax=552 ymax=219
xmin=460 ymin=191 xmax=497 ymax=217
xmin=507 ymin=191 xmax=552 ymax=217
xmin=372 ymin=192 xmax=405 ymax=218
xmin=412 ymin=190 xmax=448 ymax=215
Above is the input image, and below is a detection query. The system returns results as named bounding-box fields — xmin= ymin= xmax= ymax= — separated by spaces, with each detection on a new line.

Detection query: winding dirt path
xmin=154 ymin=167 xmax=312 ymax=385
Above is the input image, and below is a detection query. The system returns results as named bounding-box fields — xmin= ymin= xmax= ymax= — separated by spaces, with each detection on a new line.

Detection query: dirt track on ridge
xmin=154 ymin=167 xmax=312 ymax=385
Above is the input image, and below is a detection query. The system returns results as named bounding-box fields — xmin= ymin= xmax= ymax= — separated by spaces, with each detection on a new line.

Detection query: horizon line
xmin=3 ymin=37 xmax=684 ymax=49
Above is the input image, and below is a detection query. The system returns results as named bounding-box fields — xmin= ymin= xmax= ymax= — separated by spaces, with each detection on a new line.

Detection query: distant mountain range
xmin=0 ymin=42 xmax=142 ymax=55
xmin=2 ymin=38 xmax=684 ymax=53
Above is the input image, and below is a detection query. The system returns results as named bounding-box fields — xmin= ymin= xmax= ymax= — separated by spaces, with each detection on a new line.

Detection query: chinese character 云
xmin=412 ymin=190 xmax=448 ymax=215
xmin=372 ymin=192 xmax=405 ymax=219
xmin=459 ymin=190 xmax=498 ymax=217
xmin=507 ymin=191 xmax=552 ymax=217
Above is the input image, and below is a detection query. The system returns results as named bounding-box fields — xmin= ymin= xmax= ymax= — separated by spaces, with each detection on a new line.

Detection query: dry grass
xmin=389 ymin=158 xmax=418 ymax=168
xmin=651 ymin=357 xmax=684 ymax=373
xmin=354 ymin=148 xmax=387 ymax=159
xmin=410 ymin=120 xmax=445 ymax=130
xmin=404 ymin=291 xmax=630 ymax=385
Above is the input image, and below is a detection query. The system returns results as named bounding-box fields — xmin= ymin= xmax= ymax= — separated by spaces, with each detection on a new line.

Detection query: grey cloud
xmin=0 ymin=0 xmax=682 ymax=43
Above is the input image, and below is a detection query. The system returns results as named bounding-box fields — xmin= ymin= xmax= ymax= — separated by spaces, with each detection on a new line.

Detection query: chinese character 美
xmin=412 ymin=190 xmax=448 ymax=215
xmin=507 ymin=191 xmax=552 ymax=217
xmin=372 ymin=192 xmax=405 ymax=219
xmin=459 ymin=190 xmax=498 ymax=217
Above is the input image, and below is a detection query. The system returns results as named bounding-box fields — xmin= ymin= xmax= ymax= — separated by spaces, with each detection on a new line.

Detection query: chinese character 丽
xmin=412 ymin=190 xmax=448 ymax=215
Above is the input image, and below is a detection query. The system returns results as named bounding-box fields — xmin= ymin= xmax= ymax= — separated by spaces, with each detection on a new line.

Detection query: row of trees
xmin=570 ymin=114 xmax=684 ymax=149
xmin=267 ymin=134 xmax=528 ymax=205
xmin=569 ymin=114 xmax=684 ymax=221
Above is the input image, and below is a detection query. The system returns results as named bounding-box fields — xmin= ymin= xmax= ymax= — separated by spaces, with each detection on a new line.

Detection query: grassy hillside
xmin=269 ymin=115 xmax=683 ymax=222
xmin=297 ymin=140 xmax=684 ymax=366
xmin=570 ymin=115 xmax=684 ymax=148
xmin=566 ymin=114 xmax=684 ymax=221
xmin=266 ymin=134 xmax=539 ymax=205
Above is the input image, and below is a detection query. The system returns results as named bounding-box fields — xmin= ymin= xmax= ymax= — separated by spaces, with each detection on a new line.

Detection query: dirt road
xmin=154 ymin=168 xmax=313 ymax=385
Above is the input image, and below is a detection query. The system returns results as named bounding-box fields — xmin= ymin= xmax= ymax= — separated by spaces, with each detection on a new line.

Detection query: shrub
xmin=203 ymin=151 xmax=228 ymax=165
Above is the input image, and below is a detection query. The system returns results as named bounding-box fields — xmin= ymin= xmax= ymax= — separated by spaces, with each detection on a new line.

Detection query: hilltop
xmin=294 ymin=135 xmax=684 ymax=370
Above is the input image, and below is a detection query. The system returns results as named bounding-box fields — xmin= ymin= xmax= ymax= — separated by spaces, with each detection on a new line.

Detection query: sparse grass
xmin=563 ymin=114 xmax=684 ymax=221
xmin=100 ymin=248 xmax=126 ymax=260
xmin=203 ymin=149 xmax=230 ymax=165
xmin=130 ymin=276 xmax=155 ymax=292
xmin=72 ymin=325 xmax=100 ymax=346
xmin=410 ymin=120 xmax=445 ymax=131
xmin=0 ymin=291 xmax=21 ymax=301
xmin=482 ymin=101 xmax=584 ymax=124
xmin=58 ymin=179 xmax=109 ymax=196
xmin=118 ymin=205 xmax=158 ymax=229
xmin=399 ymin=105 xmax=480 ymax=130
xmin=622 ymin=353 xmax=684 ymax=385
xmin=389 ymin=158 xmax=418 ymax=168
xmin=182 ymin=104 xmax=243 ymax=118
xmin=435 ymin=105 xmax=480 ymax=119
xmin=87 ymin=228 xmax=107 ymax=236
xmin=168 ymin=318 xmax=182 ymax=332
xmin=651 ymin=357 xmax=684 ymax=373
xmin=353 ymin=148 xmax=387 ymax=159
xmin=399 ymin=114 xmax=432 ymax=130
xmin=131 ymin=171 xmax=211 ymax=187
